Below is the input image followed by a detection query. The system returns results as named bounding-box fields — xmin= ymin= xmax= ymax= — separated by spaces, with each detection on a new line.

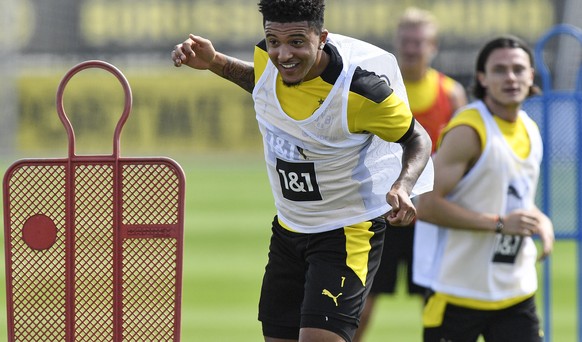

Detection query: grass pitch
xmin=0 ymin=154 xmax=578 ymax=341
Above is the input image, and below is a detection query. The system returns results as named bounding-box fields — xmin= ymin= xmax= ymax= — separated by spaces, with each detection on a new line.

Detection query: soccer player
xmin=413 ymin=35 xmax=554 ymax=341
xmin=354 ymin=8 xmax=467 ymax=341
xmin=171 ymin=1 xmax=433 ymax=341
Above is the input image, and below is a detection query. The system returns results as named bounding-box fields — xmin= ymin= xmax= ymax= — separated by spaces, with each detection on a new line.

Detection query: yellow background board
xmin=17 ymin=71 xmax=262 ymax=154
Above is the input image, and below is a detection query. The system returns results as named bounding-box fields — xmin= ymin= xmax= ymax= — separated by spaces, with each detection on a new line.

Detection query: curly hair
xmin=258 ymin=0 xmax=325 ymax=32
xmin=472 ymin=35 xmax=538 ymax=99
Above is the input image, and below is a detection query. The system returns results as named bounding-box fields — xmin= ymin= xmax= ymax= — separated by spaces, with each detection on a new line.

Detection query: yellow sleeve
xmin=347 ymin=92 xmax=414 ymax=142
xmin=437 ymin=108 xmax=485 ymax=151
xmin=253 ymin=44 xmax=269 ymax=84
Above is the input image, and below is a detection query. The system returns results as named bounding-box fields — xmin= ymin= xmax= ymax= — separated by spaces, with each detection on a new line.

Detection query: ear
xmin=431 ymin=43 xmax=439 ymax=58
xmin=429 ymin=49 xmax=438 ymax=62
xmin=319 ymin=29 xmax=329 ymax=48
xmin=527 ymin=67 xmax=535 ymax=87
xmin=426 ymin=40 xmax=439 ymax=61
xmin=477 ymin=71 xmax=487 ymax=88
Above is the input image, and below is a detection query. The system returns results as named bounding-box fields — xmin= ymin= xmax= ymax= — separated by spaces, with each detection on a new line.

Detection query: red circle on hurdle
xmin=22 ymin=214 xmax=57 ymax=251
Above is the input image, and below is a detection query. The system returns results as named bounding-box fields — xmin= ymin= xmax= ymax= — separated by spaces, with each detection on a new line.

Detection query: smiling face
xmin=478 ymin=47 xmax=534 ymax=111
xmin=264 ymin=20 xmax=328 ymax=86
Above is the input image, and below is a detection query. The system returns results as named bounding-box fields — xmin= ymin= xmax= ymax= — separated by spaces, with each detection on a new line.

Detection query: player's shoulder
xmin=439 ymin=106 xmax=485 ymax=150
xmin=350 ymin=67 xmax=393 ymax=103
xmin=254 ymin=39 xmax=269 ymax=81
xmin=256 ymin=39 xmax=267 ymax=52
xmin=255 ymin=39 xmax=268 ymax=60
xmin=325 ymin=36 xmax=395 ymax=103
xmin=450 ymin=107 xmax=483 ymax=127
xmin=435 ymin=70 xmax=462 ymax=93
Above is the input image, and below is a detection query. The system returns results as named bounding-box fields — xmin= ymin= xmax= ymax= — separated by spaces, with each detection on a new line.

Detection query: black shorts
xmin=369 ymin=221 xmax=426 ymax=295
xmin=258 ymin=215 xmax=386 ymax=342
xmin=424 ymin=295 xmax=542 ymax=342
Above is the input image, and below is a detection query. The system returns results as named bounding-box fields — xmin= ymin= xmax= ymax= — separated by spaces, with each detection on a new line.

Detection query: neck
xmin=483 ymin=97 xmax=520 ymax=122
xmin=402 ymin=66 xmax=430 ymax=82
xmin=305 ymin=49 xmax=329 ymax=81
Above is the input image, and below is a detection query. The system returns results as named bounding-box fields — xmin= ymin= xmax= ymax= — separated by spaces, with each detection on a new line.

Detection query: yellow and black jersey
xmin=252 ymin=33 xmax=433 ymax=232
xmin=254 ymin=39 xmax=414 ymax=144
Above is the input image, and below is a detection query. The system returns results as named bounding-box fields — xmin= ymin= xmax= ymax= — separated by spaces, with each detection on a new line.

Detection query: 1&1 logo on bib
xmin=276 ymin=158 xmax=322 ymax=201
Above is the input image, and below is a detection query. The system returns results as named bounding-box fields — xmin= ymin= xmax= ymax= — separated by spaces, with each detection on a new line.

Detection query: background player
xmin=354 ymin=8 xmax=467 ymax=341
xmin=413 ymin=35 xmax=553 ymax=342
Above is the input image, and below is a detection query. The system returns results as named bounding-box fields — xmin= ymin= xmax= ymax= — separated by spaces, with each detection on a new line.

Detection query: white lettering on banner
xmin=1 ymin=0 xmax=34 ymax=49
xmin=76 ymin=1 xmax=551 ymax=48
xmin=80 ymin=1 xmax=263 ymax=47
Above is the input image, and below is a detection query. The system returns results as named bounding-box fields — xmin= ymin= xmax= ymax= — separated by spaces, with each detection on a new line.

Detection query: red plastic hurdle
xmin=3 ymin=60 xmax=185 ymax=341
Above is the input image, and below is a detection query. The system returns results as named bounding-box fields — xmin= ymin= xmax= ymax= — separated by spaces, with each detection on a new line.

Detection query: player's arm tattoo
xmin=221 ymin=56 xmax=255 ymax=94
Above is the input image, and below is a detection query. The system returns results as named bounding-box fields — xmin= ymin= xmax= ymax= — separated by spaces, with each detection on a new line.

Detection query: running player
xmin=172 ymin=1 xmax=433 ymax=341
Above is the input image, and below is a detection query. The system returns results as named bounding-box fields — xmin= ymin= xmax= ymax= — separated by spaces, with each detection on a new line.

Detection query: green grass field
xmin=0 ymin=154 xmax=578 ymax=341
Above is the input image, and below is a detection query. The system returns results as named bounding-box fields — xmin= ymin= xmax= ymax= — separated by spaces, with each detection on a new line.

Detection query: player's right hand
xmin=172 ymin=34 xmax=217 ymax=70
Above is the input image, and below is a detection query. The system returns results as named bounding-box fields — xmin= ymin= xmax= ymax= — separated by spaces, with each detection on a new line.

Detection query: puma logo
xmin=508 ymin=185 xmax=522 ymax=199
xmin=322 ymin=289 xmax=342 ymax=306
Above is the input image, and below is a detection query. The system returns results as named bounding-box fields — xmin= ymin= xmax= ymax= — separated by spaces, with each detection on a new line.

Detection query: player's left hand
xmin=532 ymin=210 xmax=554 ymax=261
xmin=505 ymin=208 xmax=554 ymax=261
xmin=385 ymin=187 xmax=416 ymax=226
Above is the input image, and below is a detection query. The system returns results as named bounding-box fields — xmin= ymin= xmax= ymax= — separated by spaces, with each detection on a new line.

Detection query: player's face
xmin=264 ymin=21 xmax=328 ymax=86
xmin=478 ymin=47 xmax=534 ymax=107
xmin=394 ymin=25 xmax=437 ymax=75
